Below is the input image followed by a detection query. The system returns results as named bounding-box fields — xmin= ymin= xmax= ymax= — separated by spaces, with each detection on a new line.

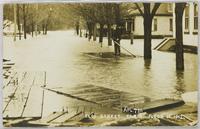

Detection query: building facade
xmin=3 ymin=19 xmax=23 ymax=35
xmin=180 ymin=2 xmax=198 ymax=46
xmin=125 ymin=3 xmax=174 ymax=39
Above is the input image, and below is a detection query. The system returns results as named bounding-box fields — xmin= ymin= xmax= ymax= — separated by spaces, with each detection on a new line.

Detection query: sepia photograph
xmin=2 ymin=1 xmax=198 ymax=127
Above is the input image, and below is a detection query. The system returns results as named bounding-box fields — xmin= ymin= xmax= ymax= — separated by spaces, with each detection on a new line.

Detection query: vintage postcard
xmin=2 ymin=1 xmax=198 ymax=127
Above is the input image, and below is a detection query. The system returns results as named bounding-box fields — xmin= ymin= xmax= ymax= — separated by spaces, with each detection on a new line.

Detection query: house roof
xmin=126 ymin=3 xmax=173 ymax=17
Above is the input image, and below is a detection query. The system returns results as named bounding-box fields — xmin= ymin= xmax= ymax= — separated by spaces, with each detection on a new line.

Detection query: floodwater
xmin=3 ymin=30 xmax=198 ymax=118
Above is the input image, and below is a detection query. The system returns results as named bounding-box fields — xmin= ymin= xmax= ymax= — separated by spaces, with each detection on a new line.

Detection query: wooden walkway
xmin=3 ymin=71 xmax=46 ymax=119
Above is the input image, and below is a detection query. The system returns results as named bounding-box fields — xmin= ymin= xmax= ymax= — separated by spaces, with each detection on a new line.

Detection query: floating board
xmin=44 ymin=84 xmax=184 ymax=114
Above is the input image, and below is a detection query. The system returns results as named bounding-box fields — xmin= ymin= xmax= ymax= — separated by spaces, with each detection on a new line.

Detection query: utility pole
xmin=13 ymin=4 xmax=17 ymax=41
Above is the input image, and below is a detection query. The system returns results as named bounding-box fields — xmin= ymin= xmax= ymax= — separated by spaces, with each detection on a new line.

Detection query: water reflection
xmin=174 ymin=71 xmax=186 ymax=97
xmin=144 ymin=59 xmax=151 ymax=69
xmin=143 ymin=59 xmax=152 ymax=88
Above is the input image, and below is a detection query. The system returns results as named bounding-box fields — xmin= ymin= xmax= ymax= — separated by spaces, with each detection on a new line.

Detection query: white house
xmin=126 ymin=3 xmax=174 ymax=39
xmin=154 ymin=2 xmax=198 ymax=52
xmin=175 ymin=2 xmax=198 ymax=47
xmin=3 ymin=19 xmax=22 ymax=36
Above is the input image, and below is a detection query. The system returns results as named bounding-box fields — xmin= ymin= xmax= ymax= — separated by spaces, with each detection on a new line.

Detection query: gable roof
xmin=127 ymin=3 xmax=173 ymax=17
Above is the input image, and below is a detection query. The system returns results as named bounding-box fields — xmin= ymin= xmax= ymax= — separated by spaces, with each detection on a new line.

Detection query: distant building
xmin=124 ymin=3 xmax=174 ymax=39
xmin=3 ymin=19 xmax=22 ymax=36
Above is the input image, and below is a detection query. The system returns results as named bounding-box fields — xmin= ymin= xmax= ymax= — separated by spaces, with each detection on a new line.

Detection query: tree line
xmin=3 ymin=4 xmax=70 ymax=40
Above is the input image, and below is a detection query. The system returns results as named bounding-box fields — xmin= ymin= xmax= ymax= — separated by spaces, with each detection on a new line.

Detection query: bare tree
xmin=175 ymin=3 xmax=186 ymax=70
xmin=16 ymin=4 xmax=21 ymax=40
xmin=22 ymin=4 xmax=27 ymax=39
xmin=135 ymin=3 xmax=161 ymax=59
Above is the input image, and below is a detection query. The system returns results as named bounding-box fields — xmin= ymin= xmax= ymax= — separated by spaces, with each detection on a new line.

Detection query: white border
xmin=0 ymin=1 xmax=199 ymax=129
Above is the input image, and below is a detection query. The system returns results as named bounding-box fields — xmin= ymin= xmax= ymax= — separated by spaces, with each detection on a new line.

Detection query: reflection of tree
xmin=175 ymin=71 xmax=185 ymax=96
xmin=144 ymin=59 xmax=151 ymax=69
xmin=143 ymin=59 xmax=152 ymax=88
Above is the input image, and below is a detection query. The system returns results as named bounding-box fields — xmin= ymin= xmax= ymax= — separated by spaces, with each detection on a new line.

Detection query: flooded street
xmin=3 ymin=30 xmax=198 ymax=118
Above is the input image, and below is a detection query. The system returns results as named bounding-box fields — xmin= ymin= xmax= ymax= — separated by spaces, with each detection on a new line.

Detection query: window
xmin=185 ymin=4 xmax=189 ymax=30
xmin=125 ymin=19 xmax=134 ymax=32
xmin=127 ymin=21 xmax=132 ymax=32
xmin=153 ymin=18 xmax=157 ymax=31
xmin=194 ymin=3 xmax=198 ymax=30
xmin=132 ymin=18 xmax=135 ymax=31
xmin=169 ymin=18 xmax=173 ymax=31
xmin=168 ymin=3 xmax=173 ymax=12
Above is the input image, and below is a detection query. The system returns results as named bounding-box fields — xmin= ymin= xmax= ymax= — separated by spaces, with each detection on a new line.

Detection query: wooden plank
xmin=3 ymin=62 xmax=15 ymax=65
xmin=44 ymin=88 xmax=100 ymax=105
xmin=136 ymin=99 xmax=185 ymax=113
xmin=3 ymin=72 xmax=17 ymax=89
xmin=50 ymin=111 xmax=82 ymax=123
xmin=3 ymin=65 xmax=12 ymax=69
xmin=39 ymin=111 xmax=68 ymax=123
xmin=155 ymin=103 xmax=197 ymax=126
xmin=3 ymin=118 xmax=33 ymax=127
xmin=3 ymin=71 xmax=46 ymax=119
xmin=2 ymin=72 xmax=27 ymax=114
xmin=3 ymin=83 xmax=19 ymax=110
xmin=22 ymin=72 xmax=45 ymax=118
xmin=3 ymin=72 xmax=36 ymax=118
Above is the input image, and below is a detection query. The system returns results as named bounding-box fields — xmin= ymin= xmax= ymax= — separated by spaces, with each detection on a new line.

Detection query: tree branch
xmin=143 ymin=3 xmax=151 ymax=16
xmin=151 ymin=3 xmax=161 ymax=18
xmin=135 ymin=3 xmax=144 ymax=17
xmin=175 ymin=3 xmax=186 ymax=17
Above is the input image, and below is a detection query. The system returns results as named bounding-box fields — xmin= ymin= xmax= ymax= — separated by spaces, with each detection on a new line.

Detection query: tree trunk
xmin=175 ymin=3 xmax=185 ymax=70
xmin=79 ymin=28 xmax=82 ymax=37
xmin=130 ymin=32 xmax=133 ymax=44
xmin=130 ymin=21 xmax=133 ymax=44
xmin=76 ymin=21 xmax=79 ymax=35
xmin=31 ymin=22 xmax=34 ymax=37
xmin=23 ymin=5 xmax=26 ymax=39
xmin=107 ymin=23 xmax=112 ymax=46
xmin=143 ymin=16 xmax=152 ymax=59
xmin=42 ymin=24 xmax=45 ymax=34
xmin=85 ymin=30 xmax=88 ymax=38
xmin=16 ymin=4 xmax=21 ymax=40
xmin=99 ymin=23 xmax=104 ymax=43
xmin=45 ymin=24 xmax=48 ymax=35
xmin=87 ymin=22 xmax=92 ymax=41
xmin=135 ymin=3 xmax=160 ymax=59
xmin=13 ymin=4 xmax=17 ymax=41
xmin=93 ymin=23 xmax=97 ymax=41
